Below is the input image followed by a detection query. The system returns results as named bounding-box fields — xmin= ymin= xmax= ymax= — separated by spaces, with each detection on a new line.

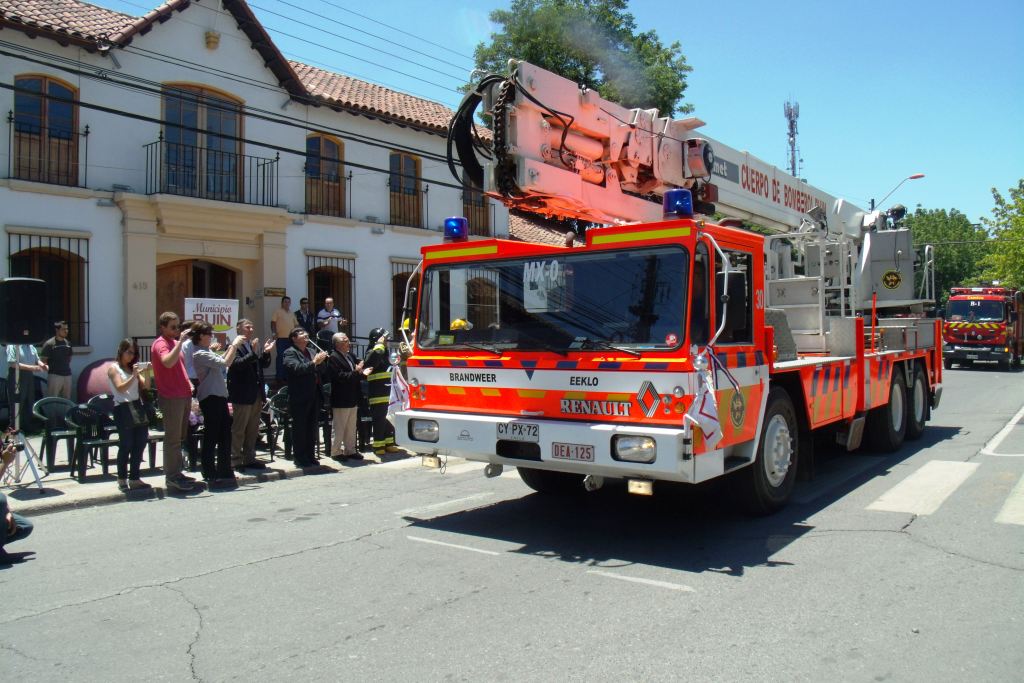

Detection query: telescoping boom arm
xmin=449 ymin=61 xmax=864 ymax=231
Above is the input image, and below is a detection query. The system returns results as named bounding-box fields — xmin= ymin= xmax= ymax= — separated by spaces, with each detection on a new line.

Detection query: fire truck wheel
xmin=867 ymin=369 xmax=907 ymax=452
xmin=905 ymin=365 xmax=928 ymax=441
xmin=738 ymin=387 xmax=798 ymax=516
xmin=943 ymin=357 xmax=953 ymax=370
xmin=517 ymin=467 xmax=584 ymax=495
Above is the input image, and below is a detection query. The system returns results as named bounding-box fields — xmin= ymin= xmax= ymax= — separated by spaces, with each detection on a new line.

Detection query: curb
xmin=17 ymin=462 xmax=342 ymax=518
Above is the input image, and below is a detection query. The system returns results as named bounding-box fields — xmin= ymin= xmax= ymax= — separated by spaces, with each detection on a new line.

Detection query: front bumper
xmin=394 ymin=410 xmax=701 ymax=483
xmin=943 ymin=344 xmax=1010 ymax=362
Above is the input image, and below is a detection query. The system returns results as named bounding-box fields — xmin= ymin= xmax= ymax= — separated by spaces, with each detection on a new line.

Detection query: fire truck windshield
xmin=947 ymin=299 xmax=1005 ymax=322
xmin=417 ymin=245 xmax=689 ymax=352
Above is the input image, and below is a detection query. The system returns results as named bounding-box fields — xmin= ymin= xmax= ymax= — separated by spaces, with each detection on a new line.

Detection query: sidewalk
xmin=1 ymin=432 xmax=421 ymax=517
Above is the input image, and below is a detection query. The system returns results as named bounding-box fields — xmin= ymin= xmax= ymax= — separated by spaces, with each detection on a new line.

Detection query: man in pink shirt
xmin=151 ymin=312 xmax=196 ymax=492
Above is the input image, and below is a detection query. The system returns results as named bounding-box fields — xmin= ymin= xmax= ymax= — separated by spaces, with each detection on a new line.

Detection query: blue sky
xmin=94 ymin=0 xmax=1023 ymax=224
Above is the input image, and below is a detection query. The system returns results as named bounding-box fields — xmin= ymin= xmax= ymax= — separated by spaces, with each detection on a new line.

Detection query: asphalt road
xmin=2 ymin=364 xmax=1022 ymax=681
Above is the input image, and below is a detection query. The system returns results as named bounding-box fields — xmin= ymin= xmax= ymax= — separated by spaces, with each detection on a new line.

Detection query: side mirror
xmin=1011 ymin=311 xmax=1018 ymax=323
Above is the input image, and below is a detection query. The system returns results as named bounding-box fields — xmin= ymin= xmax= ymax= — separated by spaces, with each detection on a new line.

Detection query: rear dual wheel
xmin=905 ymin=364 xmax=928 ymax=441
xmin=867 ymin=368 xmax=907 ymax=452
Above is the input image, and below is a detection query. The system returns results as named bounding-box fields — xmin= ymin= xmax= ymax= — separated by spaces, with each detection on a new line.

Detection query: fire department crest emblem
xmin=882 ymin=270 xmax=902 ymax=290
xmin=729 ymin=391 xmax=746 ymax=428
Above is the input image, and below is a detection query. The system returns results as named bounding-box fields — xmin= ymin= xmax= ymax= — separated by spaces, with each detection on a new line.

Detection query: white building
xmin=0 ymin=0 xmax=506 ymax=375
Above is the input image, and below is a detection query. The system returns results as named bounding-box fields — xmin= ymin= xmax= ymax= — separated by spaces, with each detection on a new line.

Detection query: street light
xmin=871 ymin=173 xmax=925 ymax=210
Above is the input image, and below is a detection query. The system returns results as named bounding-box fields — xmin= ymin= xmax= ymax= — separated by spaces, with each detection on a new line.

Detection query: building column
xmin=118 ymin=196 xmax=159 ymax=339
xmin=260 ymin=230 xmax=288 ymax=335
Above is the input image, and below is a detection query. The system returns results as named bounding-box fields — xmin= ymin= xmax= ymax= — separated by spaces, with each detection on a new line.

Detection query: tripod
xmin=0 ymin=367 xmax=46 ymax=491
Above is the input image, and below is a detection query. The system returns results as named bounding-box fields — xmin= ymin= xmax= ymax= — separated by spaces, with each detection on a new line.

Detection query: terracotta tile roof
xmin=508 ymin=211 xmax=583 ymax=247
xmin=291 ymin=61 xmax=457 ymax=134
xmin=0 ymin=0 xmax=187 ymax=48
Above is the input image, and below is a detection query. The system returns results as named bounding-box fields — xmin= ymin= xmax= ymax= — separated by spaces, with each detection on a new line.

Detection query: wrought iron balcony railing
xmin=7 ymin=113 xmax=88 ymax=187
xmin=144 ymin=135 xmax=278 ymax=206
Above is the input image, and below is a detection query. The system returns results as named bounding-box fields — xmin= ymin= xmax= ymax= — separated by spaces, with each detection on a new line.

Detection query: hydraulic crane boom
xmin=449 ymin=61 xmax=863 ymax=232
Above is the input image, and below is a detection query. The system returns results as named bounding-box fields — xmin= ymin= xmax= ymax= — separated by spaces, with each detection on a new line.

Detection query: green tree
xmin=904 ymin=206 xmax=991 ymax=304
xmin=979 ymin=179 xmax=1024 ymax=288
xmin=471 ymin=0 xmax=692 ymax=116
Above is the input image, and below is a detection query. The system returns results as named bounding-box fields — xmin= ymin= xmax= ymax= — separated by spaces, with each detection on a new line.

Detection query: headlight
xmin=612 ymin=435 xmax=656 ymax=463
xmin=409 ymin=419 xmax=439 ymax=443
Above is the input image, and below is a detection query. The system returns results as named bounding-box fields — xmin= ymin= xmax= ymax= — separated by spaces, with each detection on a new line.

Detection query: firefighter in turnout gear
xmin=363 ymin=328 xmax=401 ymax=456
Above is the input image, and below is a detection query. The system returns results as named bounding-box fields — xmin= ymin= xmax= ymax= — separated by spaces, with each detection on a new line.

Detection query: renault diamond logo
xmin=637 ymin=381 xmax=660 ymax=418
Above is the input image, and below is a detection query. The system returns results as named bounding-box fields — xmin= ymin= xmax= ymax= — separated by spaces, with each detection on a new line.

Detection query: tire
xmin=1013 ymin=350 xmax=1022 ymax=369
xmin=517 ymin=466 xmax=583 ymax=495
xmin=736 ymin=387 xmax=798 ymax=516
xmin=999 ymin=355 xmax=1011 ymax=371
xmin=867 ymin=368 xmax=907 ymax=452
xmin=943 ymin=357 xmax=953 ymax=370
xmin=905 ymin=364 xmax=928 ymax=441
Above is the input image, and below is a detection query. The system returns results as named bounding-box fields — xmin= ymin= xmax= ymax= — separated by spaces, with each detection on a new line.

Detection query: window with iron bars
xmin=462 ymin=186 xmax=492 ymax=237
xmin=305 ymin=134 xmax=347 ymax=218
xmin=389 ymin=151 xmax=422 ymax=228
xmin=391 ymin=260 xmax=419 ymax=335
xmin=8 ymin=231 xmax=90 ymax=345
xmin=307 ymin=253 xmax=356 ymax=340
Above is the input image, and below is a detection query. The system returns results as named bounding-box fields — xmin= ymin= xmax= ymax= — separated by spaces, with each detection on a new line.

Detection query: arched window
xmin=389 ymin=151 xmax=421 ymax=228
xmin=305 ymin=134 xmax=345 ymax=217
xmin=307 ymin=254 xmax=356 ymax=337
xmin=8 ymin=233 xmax=89 ymax=345
xmin=13 ymin=75 xmax=79 ymax=186
xmin=161 ymin=85 xmax=242 ymax=201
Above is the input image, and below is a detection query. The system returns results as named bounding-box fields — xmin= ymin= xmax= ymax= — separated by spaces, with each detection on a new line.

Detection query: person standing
xmin=316 ymin=297 xmax=347 ymax=346
xmin=282 ymin=328 xmax=328 ymax=467
xmin=6 ymin=343 xmax=46 ymax=433
xmin=296 ymin=297 xmax=316 ymax=337
xmin=180 ymin=322 xmax=200 ymax=390
xmin=40 ymin=321 xmax=73 ymax=399
xmin=271 ymin=296 xmax=298 ymax=383
xmin=363 ymin=328 xmax=402 ymax=456
xmin=151 ymin=312 xmax=196 ymax=492
xmin=227 ymin=319 xmax=274 ymax=472
xmin=327 ymin=333 xmax=364 ymax=461
xmin=192 ymin=323 xmax=243 ymax=487
xmin=107 ymin=339 xmax=152 ymax=492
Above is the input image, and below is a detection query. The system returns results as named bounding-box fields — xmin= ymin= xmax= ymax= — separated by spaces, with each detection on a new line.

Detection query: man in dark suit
xmin=295 ymin=298 xmax=316 ymax=337
xmin=282 ymin=327 xmax=329 ymax=467
xmin=327 ymin=333 xmax=364 ymax=461
xmin=227 ymin=319 xmax=275 ymax=472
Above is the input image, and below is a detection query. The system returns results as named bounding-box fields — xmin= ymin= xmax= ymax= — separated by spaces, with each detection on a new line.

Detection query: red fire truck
xmin=942 ymin=286 xmax=1023 ymax=370
xmin=392 ymin=62 xmax=942 ymax=514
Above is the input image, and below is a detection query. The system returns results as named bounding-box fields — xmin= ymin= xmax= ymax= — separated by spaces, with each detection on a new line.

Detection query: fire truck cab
xmin=942 ymin=286 xmax=1024 ymax=370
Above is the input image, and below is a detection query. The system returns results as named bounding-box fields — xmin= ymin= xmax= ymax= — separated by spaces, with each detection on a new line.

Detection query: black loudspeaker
xmin=0 ymin=278 xmax=50 ymax=345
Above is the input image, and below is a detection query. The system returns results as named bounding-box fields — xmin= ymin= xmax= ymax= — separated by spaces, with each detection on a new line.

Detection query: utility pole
xmin=784 ymin=99 xmax=800 ymax=179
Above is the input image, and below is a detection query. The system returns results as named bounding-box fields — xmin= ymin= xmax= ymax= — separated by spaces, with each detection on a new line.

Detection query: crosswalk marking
xmin=995 ymin=474 xmax=1024 ymax=526
xmin=867 ymin=460 xmax=979 ymax=515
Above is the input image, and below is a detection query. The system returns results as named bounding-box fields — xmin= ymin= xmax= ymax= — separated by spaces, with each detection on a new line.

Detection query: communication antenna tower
xmin=784 ymin=99 xmax=800 ymax=178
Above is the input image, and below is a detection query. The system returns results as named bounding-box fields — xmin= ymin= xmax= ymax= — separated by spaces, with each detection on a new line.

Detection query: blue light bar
xmin=662 ymin=188 xmax=694 ymax=219
xmin=443 ymin=216 xmax=469 ymax=242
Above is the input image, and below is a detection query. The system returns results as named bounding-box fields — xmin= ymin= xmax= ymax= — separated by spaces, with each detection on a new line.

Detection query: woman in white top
xmin=107 ymin=338 xmax=152 ymax=492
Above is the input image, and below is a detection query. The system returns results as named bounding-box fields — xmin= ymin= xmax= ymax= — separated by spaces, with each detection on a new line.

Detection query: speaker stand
xmin=0 ymin=367 xmax=47 ymax=492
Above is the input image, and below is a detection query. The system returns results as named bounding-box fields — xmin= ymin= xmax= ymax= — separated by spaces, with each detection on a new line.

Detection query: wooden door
xmin=156 ymin=261 xmax=191 ymax=321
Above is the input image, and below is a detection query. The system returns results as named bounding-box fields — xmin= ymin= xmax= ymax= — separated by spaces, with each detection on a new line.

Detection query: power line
xmin=1 ymin=78 xmax=471 ymax=194
xmin=247 ymin=3 xmax=466 ymax=83
xmin=312 ymin=0 xmax=477 ymax=62
xmin=84 ymin=0 xmax=466 ymax=103
xmin=259 ymin=0 xmax=472 ymax=72
xmin=262 ymin=24 xmax=463 ymax=94
xmin=4 ymin=40 xmax=459 ymax=165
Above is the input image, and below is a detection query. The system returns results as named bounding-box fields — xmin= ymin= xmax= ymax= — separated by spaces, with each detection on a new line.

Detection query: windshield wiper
xmin=569 ymin=336 xmax=642 ymax=358
xmin=451 ymin=342 xmax=504 ymax=356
